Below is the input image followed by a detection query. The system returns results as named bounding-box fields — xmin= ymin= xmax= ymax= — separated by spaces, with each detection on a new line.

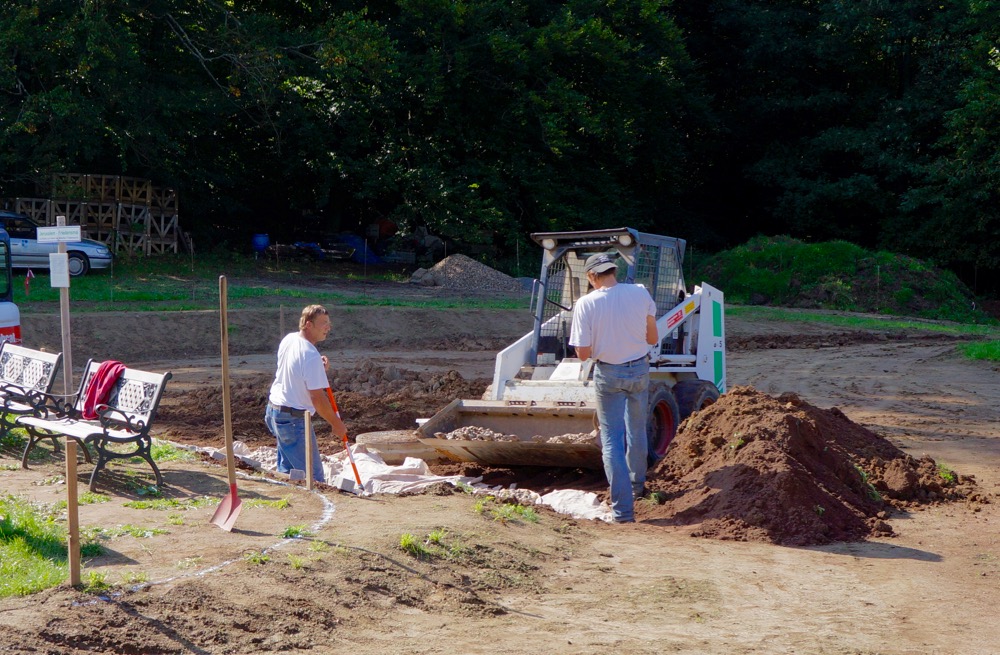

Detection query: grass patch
xmin=122 ymin=496 xmax=217 ymax=511
xmin=398 ymin=530 xmax=472 ymax=560
xmin=13 ymin=253 xmax=528 ymax=313
xmin=85 ymin=525 xmax=168 ymax=539
xmin=472 ymin=495 xmax=540 ymax=524
xmin=150 ymin=441 xmax=196 ymax=462
xmin=958 ymin=340 xmax=1000 ymax=362
xmin=244 ymin=496 xmax=291 ymax=509
xmin=0 ymin=495 xmax=68 ymax=597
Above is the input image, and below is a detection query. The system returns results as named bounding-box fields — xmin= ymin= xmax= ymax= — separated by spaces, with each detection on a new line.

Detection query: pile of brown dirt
xmin=641 ymin=386 xmax=982 ymax=545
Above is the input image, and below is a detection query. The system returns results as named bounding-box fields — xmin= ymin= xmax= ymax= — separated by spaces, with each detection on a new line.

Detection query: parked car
xmin=0 ymin=210 xmax=113 ymax=276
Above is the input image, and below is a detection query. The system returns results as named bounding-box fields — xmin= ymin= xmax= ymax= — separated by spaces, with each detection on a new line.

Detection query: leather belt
xmin=268 ymin=402 xmax=306 ymax=417
xmin=596 ymin=355 xmax=649 ymax=367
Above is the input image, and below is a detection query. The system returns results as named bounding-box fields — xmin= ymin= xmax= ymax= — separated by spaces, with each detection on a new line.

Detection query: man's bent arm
xmin=646 ymin=315 xmax=659 ymax=346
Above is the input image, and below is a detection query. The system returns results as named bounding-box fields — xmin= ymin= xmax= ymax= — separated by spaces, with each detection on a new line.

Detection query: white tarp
xmin=193 ymin=440 xmax=614 ymax=522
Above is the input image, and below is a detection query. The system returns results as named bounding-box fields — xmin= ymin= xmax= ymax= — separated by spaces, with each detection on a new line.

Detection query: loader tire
xmin=647 ymin=384 xmax=681 ymax=465
xmin=673 ymin=379 xmax=720 ymax=420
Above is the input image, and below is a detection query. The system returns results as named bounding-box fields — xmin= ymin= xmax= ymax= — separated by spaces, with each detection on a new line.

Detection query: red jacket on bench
xmin=81 ymin=360 xmax=126 ymax=420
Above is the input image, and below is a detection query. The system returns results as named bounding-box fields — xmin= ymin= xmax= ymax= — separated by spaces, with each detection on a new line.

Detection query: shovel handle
xmin=326 ymin=387 xmax=363 ymax=488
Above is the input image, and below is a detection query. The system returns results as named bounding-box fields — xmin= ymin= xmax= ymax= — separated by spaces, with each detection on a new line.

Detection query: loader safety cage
xmin=528 ymin=228 xmax=687 ymax=366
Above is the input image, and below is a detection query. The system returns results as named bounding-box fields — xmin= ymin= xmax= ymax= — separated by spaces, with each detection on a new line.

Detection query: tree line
xmin=1 ymin=0 xmax=997 ymax=292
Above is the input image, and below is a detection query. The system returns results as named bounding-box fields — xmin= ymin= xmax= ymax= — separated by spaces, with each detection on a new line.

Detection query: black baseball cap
xmin=584 ymin=253 xmax=618 ymax=274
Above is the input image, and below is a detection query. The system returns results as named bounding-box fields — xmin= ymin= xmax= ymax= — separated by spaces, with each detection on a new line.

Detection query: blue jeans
xmin=264 ymin=405 xmax=326 ymax=483
xmin=594 ymin=359 xmax=650 ymax=522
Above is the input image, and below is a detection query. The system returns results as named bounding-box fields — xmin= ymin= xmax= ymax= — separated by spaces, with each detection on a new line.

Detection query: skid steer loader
xmin=416 ymin=227 xmax=726 ymax=468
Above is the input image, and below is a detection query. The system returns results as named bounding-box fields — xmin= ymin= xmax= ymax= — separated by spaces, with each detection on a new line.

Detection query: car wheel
xmin=68 ymin=252 xmax=90 ymax=277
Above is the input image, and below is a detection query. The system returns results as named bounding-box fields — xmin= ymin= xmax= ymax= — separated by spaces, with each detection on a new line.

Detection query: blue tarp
xmin=337 ymin=233 xmax=381 ymax=264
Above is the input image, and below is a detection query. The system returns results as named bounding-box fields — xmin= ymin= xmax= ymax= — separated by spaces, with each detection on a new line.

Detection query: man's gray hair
xmin=299 ymin=304 xmax=329 ymax=330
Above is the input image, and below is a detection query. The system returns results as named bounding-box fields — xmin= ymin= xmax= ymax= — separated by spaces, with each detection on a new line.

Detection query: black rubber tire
xmin=67 ymin=251 xmax=90 ymax=277
xmin=646 ymin=384 xmax=681 ymax=465
xmin=674 ymin=379 xmax=720 ymax=420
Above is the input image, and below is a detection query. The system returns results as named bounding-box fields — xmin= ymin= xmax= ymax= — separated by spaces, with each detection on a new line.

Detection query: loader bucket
xmin=416 ymin=399 xmax=602 ymax=469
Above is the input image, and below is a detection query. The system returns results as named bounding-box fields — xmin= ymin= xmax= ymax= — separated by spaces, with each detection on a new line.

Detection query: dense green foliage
xmin=693 ymin=236 xmax=994 ymax=323
xmin=1 ymin=1 xmax=998 ymax=292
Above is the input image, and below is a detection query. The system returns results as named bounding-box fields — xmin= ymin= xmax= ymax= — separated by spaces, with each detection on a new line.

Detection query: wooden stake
xmin=304 ymin=412 xmax=313 ymax=491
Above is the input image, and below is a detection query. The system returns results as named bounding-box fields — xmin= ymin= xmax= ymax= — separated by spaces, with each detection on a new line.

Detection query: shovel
xmin=210 ymin=275 xmax=242 ymax=531
xmin=326 ymin=387 xmax=365 ymax=491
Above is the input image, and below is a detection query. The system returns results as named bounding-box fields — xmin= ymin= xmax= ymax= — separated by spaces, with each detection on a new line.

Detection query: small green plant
xmin=937 ymin=463 xmax=957 ymax=485
xmin=853 ymin=465 xmax=882 ymax=503
xmin=491 ymin=503 xmax=540 ymax=524
xmin=121 ymin=571 xmax=149 ymax=585
xmin=455 ymin=481 xmax=475 ymax=494
xmin=166 ymin=513 xmax=184 ymax=525
xmin=281 ymin=524 xmax=313 ymax=539
xmin=176 ymin=556 xmax=204 ymax=569
xmin=34 ymin=475 xmax=63 ymax=486
xmin=243 ymin=550 xmax=270 ymax=565
xmin=134 ymin=484 xmax=162 ymax=497
xmin=639 ymin=491 xmax=668 ymax=505
xmin=814 ymin=505 xmax=825 ymax=516
xmin=473 ymin=496 xmax=495 ymax=515
xmin=0 ymin=428 xmax=25 ymax=449
xmin=308 ymin=540 xmax=330 ymax=554
xmin=728 ymin=433 xmax=746 ymax=451
xmin=245 ymin=496 xmax=291 ymax=509
xmin=81 ymin=572 xmax=111 ymax=594
xmin=427 ymin=528 xmax=448 ymax=545
xmin=398 ymin=532 xmax=433 ymax=558
xmin=286 ymin=554 xmax=309 ymax=570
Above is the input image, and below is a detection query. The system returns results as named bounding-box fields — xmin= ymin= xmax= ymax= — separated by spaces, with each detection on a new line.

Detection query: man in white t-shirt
xmin=570 ymin=253 xmax=658 ymax=523
xmin=264 ymin=305 xmax=347 ymax=482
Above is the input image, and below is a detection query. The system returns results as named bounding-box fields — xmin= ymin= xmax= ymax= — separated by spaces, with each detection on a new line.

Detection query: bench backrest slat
xmin=0 ymin=343 xmax=62 ymax=393
xmin=74 ymin=360 xmax=171 ymax=427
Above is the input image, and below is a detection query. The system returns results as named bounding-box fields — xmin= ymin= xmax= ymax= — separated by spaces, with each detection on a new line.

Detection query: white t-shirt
xmin=268 ymin=332 xmax=328 ymax=413
xmin=569 ymin=283 xmax=657 ymax=364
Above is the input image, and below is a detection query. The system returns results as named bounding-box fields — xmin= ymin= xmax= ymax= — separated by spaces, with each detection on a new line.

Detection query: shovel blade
xmin=210 ymin=486 xmax=243 ymax=531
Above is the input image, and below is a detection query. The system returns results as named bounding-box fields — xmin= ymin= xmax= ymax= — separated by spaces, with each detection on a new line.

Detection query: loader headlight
xmin=617 ymin=233 xmax=633 ymax=246
xmin=541 ymin=238 xmax=556 ymax=250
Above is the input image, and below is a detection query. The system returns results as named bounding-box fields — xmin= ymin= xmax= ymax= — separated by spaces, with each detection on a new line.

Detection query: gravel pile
xmin=436 ymin=426 xmax=599 ymax=445
xmin=410 ymin=254 xmax=524 ymax=292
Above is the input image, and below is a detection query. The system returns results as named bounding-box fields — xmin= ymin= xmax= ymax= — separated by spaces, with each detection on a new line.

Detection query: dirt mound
xmin=156 ymin=361 xmax=490 ymax=452
xmin=410 ymin=253 xmax=524 ymax=292
xmin=641 ymin=386 xmax=982 ymax=545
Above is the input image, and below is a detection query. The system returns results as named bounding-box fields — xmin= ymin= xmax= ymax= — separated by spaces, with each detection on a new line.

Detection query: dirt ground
xmin=2 ymin=284 xmax=1000 ymax=654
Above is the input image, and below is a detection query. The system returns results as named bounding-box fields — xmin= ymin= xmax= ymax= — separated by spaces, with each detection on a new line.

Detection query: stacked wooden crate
xmin=5 ymin=174 xmax=180 ymax=255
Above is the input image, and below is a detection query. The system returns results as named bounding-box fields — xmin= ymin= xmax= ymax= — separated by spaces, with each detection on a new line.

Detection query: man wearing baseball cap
xmin=570 ymin=252 xmax=658 ymax=523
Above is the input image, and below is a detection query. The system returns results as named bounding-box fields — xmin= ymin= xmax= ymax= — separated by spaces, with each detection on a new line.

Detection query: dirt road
xmin=2 ymin=301 xmax=998 ymax=654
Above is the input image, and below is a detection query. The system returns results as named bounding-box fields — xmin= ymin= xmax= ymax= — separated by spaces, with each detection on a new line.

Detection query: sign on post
xmin=37 ymin=225 xmax=82 ymax=243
